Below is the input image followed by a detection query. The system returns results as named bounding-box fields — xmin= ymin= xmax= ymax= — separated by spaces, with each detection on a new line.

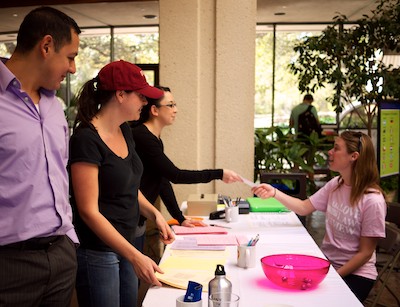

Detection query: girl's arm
xmin=336 ymin=236 xmax=379 ymax=277
xmin=251 ymin=183 xmax=315 ymax=216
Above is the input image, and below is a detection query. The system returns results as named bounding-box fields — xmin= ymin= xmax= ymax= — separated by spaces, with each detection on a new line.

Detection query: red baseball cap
xmin=97 ymin=60 xmax=163 ymax=99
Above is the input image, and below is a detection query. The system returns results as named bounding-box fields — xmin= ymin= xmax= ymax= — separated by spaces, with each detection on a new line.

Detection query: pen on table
xmin=235 ymin=197 xmax=241 ymax=206
xmin=251 ymin=237 xmax=259 ymax=246
xmin=251 ymin=234 xmax=260 ymax=246
xmin=248 ymin=234 xmax=259 ymax=246
xmin=209 ymin=224 xmax=232 ymax=229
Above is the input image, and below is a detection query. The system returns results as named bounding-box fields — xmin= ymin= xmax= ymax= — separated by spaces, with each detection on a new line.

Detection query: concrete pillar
xmin=159 ymin=0 xmax=256 ymax=217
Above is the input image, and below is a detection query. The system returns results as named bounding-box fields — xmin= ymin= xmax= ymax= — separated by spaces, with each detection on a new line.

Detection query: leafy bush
xmin=254 ymin=127 xmax=332 ymax=192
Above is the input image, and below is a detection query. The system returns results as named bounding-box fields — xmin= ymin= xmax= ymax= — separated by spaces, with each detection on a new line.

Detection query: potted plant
xmin=381 ymin=175 xmax=399 ymax=202
xmin=254 ymin=127 xmax=331 ymax=194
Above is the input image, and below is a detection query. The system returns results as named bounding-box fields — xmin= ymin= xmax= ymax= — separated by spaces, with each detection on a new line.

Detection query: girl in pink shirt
xmin=252 ymin=131 xmax=386 ymax=302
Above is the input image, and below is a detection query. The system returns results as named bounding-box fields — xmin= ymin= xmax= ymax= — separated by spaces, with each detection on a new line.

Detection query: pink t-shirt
xmin=309 ymin=177 xmax=386 ymax=279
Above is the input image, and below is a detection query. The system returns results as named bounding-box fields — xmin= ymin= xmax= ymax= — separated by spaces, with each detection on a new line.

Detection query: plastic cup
xmin=208 ymin=292 xmax=239 ymax=307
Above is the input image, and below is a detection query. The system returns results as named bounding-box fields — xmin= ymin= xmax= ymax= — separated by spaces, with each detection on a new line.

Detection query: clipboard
xmin=246 ymin=197 xmax=290 ymax=212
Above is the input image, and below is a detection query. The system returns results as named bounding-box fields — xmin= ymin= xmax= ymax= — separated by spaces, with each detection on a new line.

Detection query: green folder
xmin=246 ymin=197 xmax=290 ymax=212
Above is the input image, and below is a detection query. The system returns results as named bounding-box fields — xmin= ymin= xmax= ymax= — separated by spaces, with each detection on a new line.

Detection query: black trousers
xmin=343 ymin=274 xmax=375 ymax=302
xmin=0 ymin=235 xmax=77 ymax=307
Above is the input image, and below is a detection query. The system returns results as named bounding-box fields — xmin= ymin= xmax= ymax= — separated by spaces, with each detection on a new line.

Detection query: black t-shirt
xmin=69 ymin=123 xmax=143 ymax=251
xmin=132 ymin=124 xmax=223 ymax=224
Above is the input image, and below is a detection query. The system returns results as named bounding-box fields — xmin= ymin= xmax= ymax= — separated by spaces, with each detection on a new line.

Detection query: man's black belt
xmin=0 ymin=236 xmax=62 ymax=251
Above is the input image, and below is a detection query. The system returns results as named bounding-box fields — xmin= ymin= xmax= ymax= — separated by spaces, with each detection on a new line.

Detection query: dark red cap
xmin=97 ymin=60 xmax=163 ymax=99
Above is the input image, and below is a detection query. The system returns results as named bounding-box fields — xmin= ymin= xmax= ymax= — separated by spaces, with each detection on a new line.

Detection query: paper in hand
xmin=240 ymin=176 xmax=258 ymax=188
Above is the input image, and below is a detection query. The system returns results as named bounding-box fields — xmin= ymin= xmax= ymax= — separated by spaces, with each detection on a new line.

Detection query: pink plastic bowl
xmin=261 ymin=254 xmax=330 ymax=290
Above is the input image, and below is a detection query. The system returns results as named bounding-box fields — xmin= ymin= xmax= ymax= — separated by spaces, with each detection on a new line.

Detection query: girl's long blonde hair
xmin=337 ymin=131 xmax=383 ymax=206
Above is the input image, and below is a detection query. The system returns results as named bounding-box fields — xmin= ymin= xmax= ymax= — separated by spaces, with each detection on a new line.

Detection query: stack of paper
xmin=171 ymin=225 xmax=228 ymax=235
xmin=196 ymin=235 xmax=248 ymax=246
xmin=157 ymin=225 xmax=247 ymax=290
xmin=171 ymin=237 xmax=225 ymax=251
xmin=156 ymin=250 xmax=227 ymax=290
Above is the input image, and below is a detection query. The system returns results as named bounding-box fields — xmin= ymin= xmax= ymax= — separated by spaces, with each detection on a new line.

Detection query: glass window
xmin=70 ymin=30 xmax=112 ymax=98
xmin=114 ymin=26 xmax=159 ymax=64
xmin=255 ymin=24 xmax=336 ymax=128
xmin=339 ymin=102 xmax=378 ymax=129
xmin=255 ymin=29 xmax=273 ymax=128
xmin=0 ymin=41 xmax=15 ymax=58
xmin=0 ymin=26 xmax=159 ymax=129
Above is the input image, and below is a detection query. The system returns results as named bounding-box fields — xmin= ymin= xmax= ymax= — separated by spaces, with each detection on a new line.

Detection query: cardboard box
xmin=187 ymin=193 xmax=218 ymax=216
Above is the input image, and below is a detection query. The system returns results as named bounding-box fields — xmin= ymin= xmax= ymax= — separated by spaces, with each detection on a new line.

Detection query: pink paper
xmin=172 ymin=225 xmax=228 ymax=235
xmin=196 ymin=235 xmax=247 ymax=246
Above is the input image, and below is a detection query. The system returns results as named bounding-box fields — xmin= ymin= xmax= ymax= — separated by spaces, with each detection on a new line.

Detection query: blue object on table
xmin=184 ymin=281 xmax=203 ymax=302
xmin=271 ymin=183 xmax=295 ymax=193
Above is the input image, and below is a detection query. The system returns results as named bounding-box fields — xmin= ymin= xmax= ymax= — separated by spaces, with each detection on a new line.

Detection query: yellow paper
xmin=156 ymin=254 xmax=227 ymax=290
xmin=156 ymin=268 xmax=215 ymax=290
xmin=170 ymin=249 xmax=229 ymax=258
xmin=159 ymin=255 xmax=225 ymax=270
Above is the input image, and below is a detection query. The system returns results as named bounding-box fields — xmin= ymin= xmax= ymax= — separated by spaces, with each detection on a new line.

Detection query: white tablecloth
xmin=142 ymin=212 xmax=363 ymax=307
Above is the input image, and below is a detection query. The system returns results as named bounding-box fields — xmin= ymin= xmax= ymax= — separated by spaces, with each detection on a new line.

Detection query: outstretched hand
xmin=251 ymin=183 xmax=276 ymax=199
xmin=222 ymin=169 xmax=242 ymax=183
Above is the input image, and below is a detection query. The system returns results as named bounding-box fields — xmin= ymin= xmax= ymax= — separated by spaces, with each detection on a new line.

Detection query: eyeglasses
xmin=157 ymin=101 xmax=177 ymax=109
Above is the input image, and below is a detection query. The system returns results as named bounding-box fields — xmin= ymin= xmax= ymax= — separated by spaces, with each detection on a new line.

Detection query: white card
xmin=240 ymin=176 xmax=258 ymax=188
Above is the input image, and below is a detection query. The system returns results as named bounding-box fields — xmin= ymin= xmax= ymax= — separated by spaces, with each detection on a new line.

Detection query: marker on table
xmin=247 ymin=234 xmax=259 ymax=246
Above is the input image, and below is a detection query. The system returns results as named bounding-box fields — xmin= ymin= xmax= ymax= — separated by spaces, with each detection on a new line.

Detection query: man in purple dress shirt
xmin=0 ymin=7 xmax=80 ymax=306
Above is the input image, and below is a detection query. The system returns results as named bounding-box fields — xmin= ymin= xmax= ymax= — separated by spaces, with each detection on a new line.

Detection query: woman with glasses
xmin=69 ymin=61 xmax=175 ymax=307
xmin=252 ymin=131 xmax=386 ymax=303
xmin=131 ymin=86 xmax=241 ymax=251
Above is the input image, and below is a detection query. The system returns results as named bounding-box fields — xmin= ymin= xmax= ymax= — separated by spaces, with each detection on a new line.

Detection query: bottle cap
xmin=215 ymin=264 xmax=226 ymax=276
xmin=184 ymin=281 xmax=203 ymax=302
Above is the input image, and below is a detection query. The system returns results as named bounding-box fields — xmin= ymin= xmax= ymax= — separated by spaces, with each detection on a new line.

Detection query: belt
xmin=0 ymin=236 xmax=62 ymax=251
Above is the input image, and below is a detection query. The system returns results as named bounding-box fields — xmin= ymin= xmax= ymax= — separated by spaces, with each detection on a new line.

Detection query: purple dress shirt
xmin=0 ymin=59 xmax=78 ymax=245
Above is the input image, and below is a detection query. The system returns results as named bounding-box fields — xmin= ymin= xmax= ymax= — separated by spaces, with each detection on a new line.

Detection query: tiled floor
xmin=305 ymin=211 xmax=400 ymax=307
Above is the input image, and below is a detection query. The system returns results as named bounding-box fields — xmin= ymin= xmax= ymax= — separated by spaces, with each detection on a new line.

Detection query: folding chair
xmin=381 ymin=202 xmax=400 ymax=274
xmin=369 ymin=222 xmax=400 ymax=307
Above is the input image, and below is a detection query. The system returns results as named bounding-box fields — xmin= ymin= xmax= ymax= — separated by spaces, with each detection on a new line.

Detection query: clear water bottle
xmin=208 ymin=264 xmax=232 ymax=306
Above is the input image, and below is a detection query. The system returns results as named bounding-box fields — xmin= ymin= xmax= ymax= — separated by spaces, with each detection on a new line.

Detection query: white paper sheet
xmin=240 ymin=175 xmax=258 ymax=188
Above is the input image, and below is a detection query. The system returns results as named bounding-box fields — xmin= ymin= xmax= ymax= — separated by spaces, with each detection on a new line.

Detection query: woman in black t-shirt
xmin=69 ymin=61 xmax=174 ymax=307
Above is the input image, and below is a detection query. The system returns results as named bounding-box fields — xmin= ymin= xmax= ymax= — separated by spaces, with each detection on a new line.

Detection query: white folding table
xmin=142 ymin=211 xmax=362 ymax=307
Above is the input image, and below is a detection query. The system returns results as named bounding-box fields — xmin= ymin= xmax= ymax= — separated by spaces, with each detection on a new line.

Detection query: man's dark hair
xmin=303 ymin=94 xmax=314 ymax=102
xmin=15 ymin=6 xmax=81 ymax=54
